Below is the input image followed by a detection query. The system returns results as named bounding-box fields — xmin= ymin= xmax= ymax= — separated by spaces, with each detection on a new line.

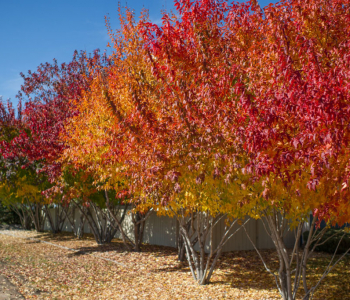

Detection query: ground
xmin=0 ymin=225 xmax=349 ymax=299
xmin=0 ymin=272 xmax=24 ymax=300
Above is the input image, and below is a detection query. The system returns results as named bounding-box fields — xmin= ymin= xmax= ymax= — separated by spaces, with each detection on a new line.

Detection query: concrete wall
xmin=210 ymin=216 xmax=295 ymax=252
xmin=214 ymin=216 xmax=256 ymax=252
xmin=44 ymin=207 xmax=91 ymax=234
xmin=44 ymin=207 xmax=296 ymax=252
xmin=112 ymin=211 xmax=178 ymax=248
xmin=144 ymin=213 xmax=178 ymax=247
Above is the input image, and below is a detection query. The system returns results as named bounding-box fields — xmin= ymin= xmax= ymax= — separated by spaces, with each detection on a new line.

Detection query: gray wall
xmin=44 ymin=208 xmax=296 ymax=252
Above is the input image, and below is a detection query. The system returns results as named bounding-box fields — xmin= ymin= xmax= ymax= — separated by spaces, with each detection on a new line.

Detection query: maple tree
xmin=59 ymin=7 xmax=160 ymax=250
xmin=140 ymin=0 xmax=350 ymax=293
xmin=0 ymin=100 xmax=30 ymax=229
xmin=61 ymin=7 xmax=250 ymax=282
xmin=0 ymin=100 xmax=48 ymax=231
xmin=0 ymin=51 xmax=110 ymax=234
xmin=218 ymin=0 xmax=350 ymax=299
xmin=16 ymin=50 xmax=113 ymax=235
xmin=138 ymin=0 xmax=256 ymax=284
xmin=16 ymin=50 xmax=108 ymax=181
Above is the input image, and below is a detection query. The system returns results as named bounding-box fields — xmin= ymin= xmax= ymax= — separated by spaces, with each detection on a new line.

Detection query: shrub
xmin=303 ymin=228 xmax=350 ymax=254
xmin=0 ymin=201 xmax=21 ymax=225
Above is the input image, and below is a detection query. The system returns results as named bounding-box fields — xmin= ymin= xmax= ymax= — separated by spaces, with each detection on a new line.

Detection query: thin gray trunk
xmin=77 ymin=212 xmax=86 ymax=239
xmin=75 ymin=201 xmax=119 ymax=244
xmin=26 ymin=202 xmax=45 ymax=232
xmin=44 ymin=205 xmax=57 ymax=233
xmin=245 ymin=209 xmax=350 ymax=300
xmin=44 ymin=204 xmax=69 ymax=234
xmin=11 ymin=203 xmax=32 ymax=230
xmin=104 ymin=190 xmax=133 ymax=250
xmin=131 ymin=209 xmax=153 ymax=252
xmin=173 ymin=208 xmax=247 ymax=285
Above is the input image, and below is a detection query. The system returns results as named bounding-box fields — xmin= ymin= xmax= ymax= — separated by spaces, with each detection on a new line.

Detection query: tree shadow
xmin=217 ymin=250 xmax=279 ymax=289
xmin=25 ymin=240 xmax=41 ymax=244
xmin=147 ymin=249 xmax=281 ymax=293
xmin=146 ymin=249 xmax=349 ymax=300
xmin=65 ymin=238 xmax=179 ymax=258
xmin=152 ymin=261 xmax=190 ymax=273
xmin=210 ymin=250 xmax=349 ymax=299
xmin=30 ymin=231 xmax=83 ymax=242
xmin=68 ymin=242 xmax=129 ymax=257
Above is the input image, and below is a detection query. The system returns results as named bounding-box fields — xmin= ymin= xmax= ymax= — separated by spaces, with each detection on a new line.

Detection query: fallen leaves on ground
xmin=0 ymin=228 xmax=349 ymax=299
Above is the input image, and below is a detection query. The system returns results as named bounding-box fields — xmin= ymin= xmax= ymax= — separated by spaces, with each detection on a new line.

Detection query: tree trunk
xmin=75 ymin=201 xmax=120 ymax=244
xmin=62 ymin=203 xmax=86 ymax=238
xmin=174 ymin=209 xmax=245 ymax=285
xmin=244 ymin=210 xmax=348 ymax=300
xmin=178 ymin=236 xmax=186 ymax=262
xmin=44 ymin=205 xmax=57 ymax=234
xmin=11 ymin=203 xmax=32 ymax=230
xmin=27 ymin=202 xmax=45 ymax=232
xmin=104 ymin=190 xmax=133 ymax=250
xmin=43 ymin=204 xmax=68 ymax=234
xmin=77 ymin=212 xmax=86 ymax=239
xmin=132 ymin=211 xmax=145 ymax=252
xmin=129 ymin=209 xmax=153 ymax=252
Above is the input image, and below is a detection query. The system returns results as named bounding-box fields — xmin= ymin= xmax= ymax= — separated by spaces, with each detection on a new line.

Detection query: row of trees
xmin=1 ymin=0 xmax=350 ymax=299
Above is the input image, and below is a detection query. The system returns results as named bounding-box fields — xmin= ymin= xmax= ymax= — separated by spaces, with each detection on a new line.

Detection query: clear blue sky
xmin=0 ymin=0 xmax=276 ymax=106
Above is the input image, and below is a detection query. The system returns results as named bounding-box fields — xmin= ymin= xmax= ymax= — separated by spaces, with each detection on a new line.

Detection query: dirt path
xmin=0 ymin=273 xmax=24 ymax=300
xmin=0 ymin=226 xmax=25 ymax=299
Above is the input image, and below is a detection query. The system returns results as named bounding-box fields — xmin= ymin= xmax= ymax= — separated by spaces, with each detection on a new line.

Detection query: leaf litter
xmin=0 ymin=228 xmax=349 ymax=299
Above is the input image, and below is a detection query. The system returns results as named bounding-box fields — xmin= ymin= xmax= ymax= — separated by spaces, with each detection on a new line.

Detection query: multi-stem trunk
xmin=175 ymin=209 xmax=248 ymax=285
xmin=131 ymin=209 xmax=153 ymax=252
xmin=244 ymin=209 xmax=350 ymax=300
xmin=11 ymin=203 xmax=32 ymax=230
xmin=26 ymin=201 xmax=45 ymax=232
xmin=62 ymin=203 xmax=86 ymax=238
xmin=75 ymin=202 xmax=118 ymax=244
xmin=104 ymin=190 xmax=133 ymax=250
xmin=44 ymin=204 xmax=69 ymax=234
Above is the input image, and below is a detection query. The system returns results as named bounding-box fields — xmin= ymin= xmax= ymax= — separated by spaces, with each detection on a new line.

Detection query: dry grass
xmin=0 ymin=228 xmax=349 ymax=299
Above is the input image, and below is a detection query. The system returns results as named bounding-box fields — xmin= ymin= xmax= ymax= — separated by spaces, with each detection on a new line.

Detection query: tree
xmin=138 ymin=0 xmax=255 ymax=284
xmin=59 ymin=7 xmax=157 ymax=250
xmin=6 ymin=51 xmax=110 ymax=234
xmin=221 ymin=0 xmax=350 ymax=299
